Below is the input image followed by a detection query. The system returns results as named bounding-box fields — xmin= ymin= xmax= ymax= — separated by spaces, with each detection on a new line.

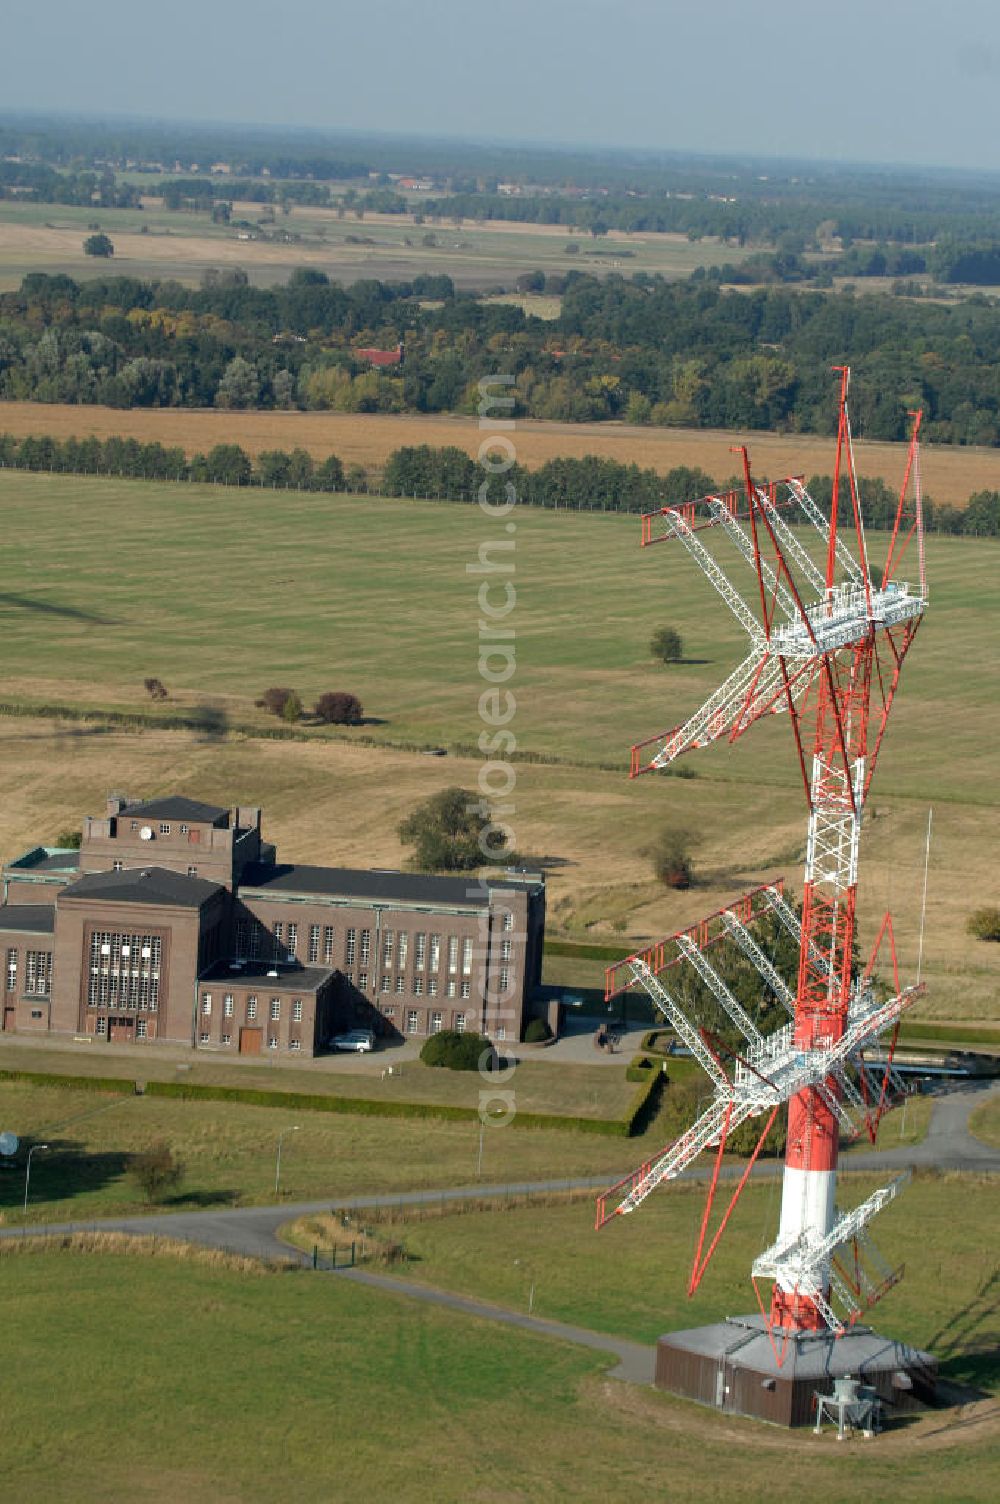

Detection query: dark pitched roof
xmin=0 ymin=905 xmax=56 ymax=934
xmin=118 ymin=796 xmax=228 ymax=825
xmin=199 ymin=960 xmax=333 ymax=992
xmin=30 ymin=850 xmax=81 ymax=874
xmin=238 ymin=862 xmax=542 ymax=909
xmin=59 ymin=866 xmax=224 ymax=909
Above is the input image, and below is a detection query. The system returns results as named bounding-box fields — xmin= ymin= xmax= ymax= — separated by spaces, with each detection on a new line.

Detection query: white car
xmin=330 ymin=1029 xmax=375 ymax=1053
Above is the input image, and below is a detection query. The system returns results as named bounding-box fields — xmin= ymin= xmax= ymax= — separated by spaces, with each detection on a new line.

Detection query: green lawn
xmin=313 ymin=1171 xmax=999 ymax=1391
xmin=969 ymin=1094 xmax=1000 ymax=1148
xmin=5 ymin=1240 xmax=997 ymax=1504
xmin=0 ymin=1077 xmax=660 ymax=1225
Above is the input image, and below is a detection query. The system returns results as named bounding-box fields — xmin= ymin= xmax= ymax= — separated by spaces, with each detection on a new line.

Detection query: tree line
xmin=4 ymin=268 xmax=1000 ymax=446
xmin=1 ymin=431 xmax=997 ymax=535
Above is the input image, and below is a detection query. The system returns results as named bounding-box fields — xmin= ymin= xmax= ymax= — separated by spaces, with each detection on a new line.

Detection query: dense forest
xmin=3 ymin=268 xmax=1000 ymax=445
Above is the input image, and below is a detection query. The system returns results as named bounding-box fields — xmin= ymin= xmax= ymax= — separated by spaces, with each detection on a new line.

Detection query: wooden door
xmin=239 ymin=1027 xmax=263 ymax=1056
xmin=3 ymin=1006 xmax=14 ymax=1032
xmin=109 ymin=1017 xmax=135 ymax=1044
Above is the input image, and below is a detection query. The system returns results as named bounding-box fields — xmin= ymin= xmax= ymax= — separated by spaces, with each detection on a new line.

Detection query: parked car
xmin=330 ymin=1029 xmax=375 ymax=1053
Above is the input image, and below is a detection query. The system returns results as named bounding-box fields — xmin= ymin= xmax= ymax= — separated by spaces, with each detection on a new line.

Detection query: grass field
xmin=0 ymin=197 xmax=754 ymax=292
xmin=284 ymin=1170 xmax=999 ymax=1381
xmin=0 ymin=1075 xmax=660 ymax=1226
xmin=1 ymin=400 xmax=997 ymax=505
xmin=5 ymin=1240 xmax=998 ymax=1504
xmin=970 ymin=1095 xmax=1000 ymax=1148
xmin=0 ymin=469 xmax=995 ymax=1016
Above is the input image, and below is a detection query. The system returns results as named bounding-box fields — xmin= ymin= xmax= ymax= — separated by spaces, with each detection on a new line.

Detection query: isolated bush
xmin=144 ymin=677 xmax=168 ymax=701
xmin=257 ymin=687 xmax=299 ymax=718
xmin=280 ymin=691 xmax=303 ymax=724
xmin=967 ymin=906 xmax=1000 ymax=942
xmin=420 ymin=1030 xmax=490 ymax=1071
xmin=523 ymin=1018 xmax=552 ymax=1043
xmin=83 ymin=232 xmax=114 ymax=258
xmin=315 ymin=691 xmax=364 ymax=725
xmin=645 ymin=827 xmax=696 ymax=889
xmin=650 ymin=625 xmax=684 ymax=664
xmin=55 ymin=829 xmax=82 ymax=850
xmin=129 ymin=1141 xmax=184 ymax=1203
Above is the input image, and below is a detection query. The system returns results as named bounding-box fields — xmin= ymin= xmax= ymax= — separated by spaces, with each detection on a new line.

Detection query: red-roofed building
xmin=355 ymin=342 xmax=404 ymax=368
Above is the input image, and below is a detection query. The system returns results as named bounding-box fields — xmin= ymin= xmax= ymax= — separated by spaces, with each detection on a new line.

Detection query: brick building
xmin=0 ymin=794 xmax=544 ymax=1057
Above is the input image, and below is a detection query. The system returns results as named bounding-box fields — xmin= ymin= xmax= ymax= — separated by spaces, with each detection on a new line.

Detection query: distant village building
xmin=0 ymin=795 xmax=544 ymax=1056
xmin=354 ymin=342 xmax=404 ymax=369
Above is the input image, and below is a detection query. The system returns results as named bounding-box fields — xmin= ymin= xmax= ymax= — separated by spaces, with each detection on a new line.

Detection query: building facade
xmin=0 ymin=794 xmax=545 ymax=1057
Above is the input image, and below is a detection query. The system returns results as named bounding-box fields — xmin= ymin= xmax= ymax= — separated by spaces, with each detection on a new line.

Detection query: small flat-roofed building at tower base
xmin=654 ymin=1317 xmax=937 ymax=1427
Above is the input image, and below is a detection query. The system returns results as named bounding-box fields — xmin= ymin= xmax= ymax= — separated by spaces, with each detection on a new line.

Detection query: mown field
xmin=0 ymin=469 xmax=996 ymax=1015
xmin=286 ymin=1170 xmax=998 ymax=1382
xmin=1 ymin=399 xmax=997 ymax=505
xmin=5 ymin=1237 xmax=998 ymax=1504
xmin=0 ymin=197 xmax=753 ymax=292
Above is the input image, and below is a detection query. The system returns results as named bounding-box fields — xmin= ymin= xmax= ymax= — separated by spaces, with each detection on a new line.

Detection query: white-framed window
xmin=6 ymin=949 xmax=16 ymax=991
xmin=414 ymin=933 xmax=426 ymax=971
xmin=428 ymin=978 xmax=438 ymax=997
xmin=413 ymin=978 xmax=423 ymax=996
xmin=406 ymin=1010 xmax=419 ymax=1034
xmin=202 ymin=994 xmax=212 ymax=1015
xmin=273 ymin=922 xmax=283 ymax=952
xmin=461 ymin=937 xmax=473 ymax=975
xmin=113 ymin=860 xmax=124 ymax=872
xmin=268 ymin=1036 xmax=278 ymax=1050
xmin=247 ymin=996 xmax=257 ymax=1021
xmin=187 ymin=865 xmax=198 ymax=878
xmin=500 ymin=939 xmax=512 ymax=962
xmin=430 ymin=1011 xmax=443 ymax=1033
xmin=447 ymin=936 xmax=458 ymax=974
xmin=383 ymin=1005 xmax=396 ymax=1020
xmin=429 ymin=934 xmax=440 ymax=972
xmin=270 ymin=997 xmax=280 ymax=1021
xmin=286 ymin=923 xmax=297 ymax=959
xmin=395 ymin=976 xmax=405 ymax=994
xmin=382 ymin=930 xmax=394 ymax=968
xmin=221 ymin=1033 xmax=232 ymax=1046
xmin=446 ymin=980 xmax=456 ymax=998
xmin=24 ymin=951 xmax=53 ymax=997
xmin=460 ymin=980 xmax=470 ymax=1000
xmin=455 ymin=1013 xmax=466 ymax=1033
xmin=502 ymin=911 xmax=514 ymax=931
xmin=358 ymin=972 xmax=368 ymax=990
xmin=180 ymin=823 xmax=189 ymax=834
xmin=397 ymin=933 xmax=408 ymax=969
xmin=224 ymin=994 xmax=234 ymax=1018
xmin=345 ymin=928 xmax=356 ymax=965
xmin=380 ymin=975 xmax=391 ymax=993
xmin=494 ymin=1025 xmax=506 ymax=1041
xmin=95 ymin=1015 xmax=106 ymax=1035
xmin=130 ymin=820 xmax=138 ymax=831
xmin=290 ymin=1039 xmax=301 ymax=1051
xmin=308 ymin=925 xmax=320 ymax=963
xmin=360 ymin=929 xmax=371 ymax=966
xmin=159 ymin=823 xmax=171 ymax=835
xmin=323 ymin=926 xmax=334 ymax=964
xmin=136 ymin=1018 xmax=147 ymax=1038
xmin=292 ymin=998 xmax=302 ymax=1022
xmin=498 ymin=966 xmax=510 ymax=992
xmin=200 ymin=1032 xmax=210 ymax=1044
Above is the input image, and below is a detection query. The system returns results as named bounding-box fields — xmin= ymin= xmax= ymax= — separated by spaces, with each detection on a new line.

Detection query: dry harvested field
xmin=1 ymin=401 xmax=996 ymax=505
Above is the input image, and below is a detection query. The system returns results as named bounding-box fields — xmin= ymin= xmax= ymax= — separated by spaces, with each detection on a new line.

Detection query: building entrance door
xmin=109 ymin=1016 xmax=135 ymax=1044
xmin=3 ymin=1006 xmax=14 ymax=1032
xmin=239 ymin=1027 xmax=262 ymax=1056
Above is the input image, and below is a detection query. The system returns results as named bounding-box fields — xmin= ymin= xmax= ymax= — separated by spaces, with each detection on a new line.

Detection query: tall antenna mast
xmin=598 ymin=372 xmax=928 ymax=1351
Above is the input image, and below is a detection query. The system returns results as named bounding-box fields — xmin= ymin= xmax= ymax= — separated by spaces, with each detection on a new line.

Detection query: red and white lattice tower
xmin=597 ymin=369 xmax=928 ymax=1350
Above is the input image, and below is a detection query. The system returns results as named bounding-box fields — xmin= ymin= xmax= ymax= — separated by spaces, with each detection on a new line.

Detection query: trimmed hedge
xmin=544 ymin=939 xmax=634 ymax=963
xmin=0 ymin=1068 xmax=135 ymax=1095
xmin=640 ymin=1029 xmax=675 ymax=1055
xmin=626 ymin=1054 xmax=656 ymax=1083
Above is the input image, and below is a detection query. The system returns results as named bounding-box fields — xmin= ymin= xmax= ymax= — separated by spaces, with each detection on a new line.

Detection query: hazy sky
xmin=4 ymin=0 xmax=1000 ymax=171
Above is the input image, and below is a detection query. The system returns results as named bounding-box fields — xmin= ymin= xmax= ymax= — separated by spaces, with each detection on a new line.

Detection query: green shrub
xmin=419 ymin=1030 xmax=490 ymax=1071
xmin=129 ymin=1140 xmax=184 ymax=1202
xmin=523 ymin=1018 xmax=552 ymax=1043
xmin=0 ymin=1069 xmax=134 ymax=1095
xmin=967 ymin=906 xmax=1000 ymax=942
xmin=625 ymin=1054 xmax=656 ymax=1082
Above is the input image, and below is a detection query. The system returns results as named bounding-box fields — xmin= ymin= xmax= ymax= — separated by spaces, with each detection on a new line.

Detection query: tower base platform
xmin=655 ymin=1316 xmax=936 ymax=1427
